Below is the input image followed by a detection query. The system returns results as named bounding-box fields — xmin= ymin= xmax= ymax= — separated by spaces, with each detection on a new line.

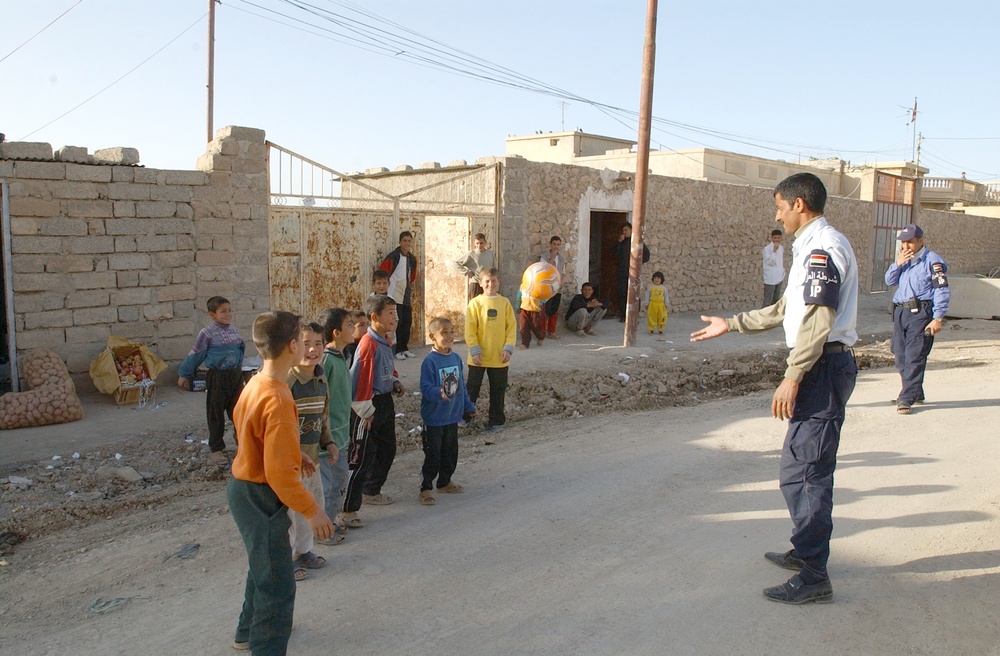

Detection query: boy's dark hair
xmin=372 ymin=269 xmax=390 ymax=283
xmin=474 ymin=232 xmax=487 ymax=241
xmin=652 ymin=271 xmax=665 ymax=282
xmin=427 ymin=316 xmax=452 ymax=334
xmin=303 ymin=321 xmax=324 ymax=335
xmin=771 ymin=229 xmax=783 ymax=237
xmin=623 ymin=222 xmax=632 ymax=229
xmin=581 ymin=281 xmax=594 ymax=290
xmin=550 ymin=235 xmax=562 ymax=244
xmin=774 ymin=173 xmax=827 ymax=214
xmin=207 ymin=296 xmax=230 ymax=313
xmin=349 ymin=309 xmax=367 ymax=320
xmin=399 ymin=231 xmax=413 ymax=242
xmin=365 ymin=294 xmax=396 ymax=319
xmin=477 ymin=267 xmax=499 ymax=281
xmin=318 ymin=307 xmax=351 ymax=343
xmin=253 ymin=311 xmax=300 ymax=360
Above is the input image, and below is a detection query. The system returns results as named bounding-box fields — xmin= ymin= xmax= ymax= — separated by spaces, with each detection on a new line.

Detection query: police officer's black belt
xmin=894 ymin=299 xmax=931 ymax=309
xmin=823 ymin=342 xmax=848 ymax=353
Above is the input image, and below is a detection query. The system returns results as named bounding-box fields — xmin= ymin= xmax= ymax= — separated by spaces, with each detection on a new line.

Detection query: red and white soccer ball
xmin=520 ymin=261 xmax=561 ymax=301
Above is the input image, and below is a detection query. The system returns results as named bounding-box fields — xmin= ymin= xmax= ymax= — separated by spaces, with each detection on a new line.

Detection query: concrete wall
xmin=1 ymin=126 xmax=269 ymax=389
xmin=499 ymin=158 xmax=1000 ymax=314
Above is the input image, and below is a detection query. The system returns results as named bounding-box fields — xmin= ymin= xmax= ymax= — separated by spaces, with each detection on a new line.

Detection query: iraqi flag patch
xmin=803 ymin=249 xmax=841 ymax=309
xmin=809 ymin=253 xmax=829 ymax=268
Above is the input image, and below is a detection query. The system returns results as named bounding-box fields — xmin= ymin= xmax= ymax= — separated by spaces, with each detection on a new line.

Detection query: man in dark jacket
xmin=611 ymin=223 xmax=650 ymax=322
xmin=379 ymin=231 xmax=418 ymax=359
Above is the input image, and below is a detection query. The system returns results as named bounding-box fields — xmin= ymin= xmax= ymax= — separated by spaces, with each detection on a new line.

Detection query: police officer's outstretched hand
xmin=772 ymin=379 xmax=799 ymax=420
xmin=690 ymin=316 xmax=729 ymax=342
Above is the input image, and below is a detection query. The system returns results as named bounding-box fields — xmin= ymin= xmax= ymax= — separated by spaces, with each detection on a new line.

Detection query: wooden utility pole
xmin=624 ymin=0 xmax=658 ymax=347
xmin=206 ymin=0 xmax=216 ymax=143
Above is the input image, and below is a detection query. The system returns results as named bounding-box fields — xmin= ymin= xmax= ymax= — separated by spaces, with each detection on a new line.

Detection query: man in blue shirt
xmin=884 ymin=224 xmax=950 ymax=415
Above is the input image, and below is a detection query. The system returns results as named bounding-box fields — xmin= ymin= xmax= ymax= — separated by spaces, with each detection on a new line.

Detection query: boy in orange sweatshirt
xmin=228 ymin=311 xmax=334 ymax=654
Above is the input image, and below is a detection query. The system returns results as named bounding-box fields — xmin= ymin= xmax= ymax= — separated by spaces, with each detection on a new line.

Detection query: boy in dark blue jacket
xmin=418 ymin=317 xmax=476 ymax=506
xmin=177 ymin=296 xmax=245 ymax=464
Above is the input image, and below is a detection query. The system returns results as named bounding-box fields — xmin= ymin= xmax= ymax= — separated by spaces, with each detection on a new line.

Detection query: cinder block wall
xmin=2 ymin=126 xmax=270 ymax=391
xmin=501 ymin=158 xmax=1000 ymax=313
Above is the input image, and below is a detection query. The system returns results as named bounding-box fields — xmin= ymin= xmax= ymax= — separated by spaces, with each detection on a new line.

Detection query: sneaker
xmin=403 ymin=350 xmax=417 ymax=358
xmin=764 ymin=550 xmax=805 ymax=571
xmin=394 ymin=352 xmax=407 ymax=361
xmin=209 ymin=451 xmax=229 ymax=466
xmin=363 ymin=493 xmax=393 ymax=505
xmin=233 ymin=640 xmax=249 ymax=650
xmin=763 ymin=574 xmax=833 ymax=605
xmin=458 ymin=419 xmax=468 ymax=428
xmin=488 ymin=425 xmax=506 ymax=434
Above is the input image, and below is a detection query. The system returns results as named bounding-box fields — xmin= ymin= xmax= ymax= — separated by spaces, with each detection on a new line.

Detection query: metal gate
xmin=870 ymin=172 xmax=916 ymax=292
xmin=267 ymin=143 xmax=500 ymax=344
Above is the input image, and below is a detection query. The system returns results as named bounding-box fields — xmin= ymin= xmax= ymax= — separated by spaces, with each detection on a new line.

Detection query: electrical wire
xmin=0 ymin=0 xmax=84 ymax=65
xmin=19 ymin=13 xmax=207 ymax=140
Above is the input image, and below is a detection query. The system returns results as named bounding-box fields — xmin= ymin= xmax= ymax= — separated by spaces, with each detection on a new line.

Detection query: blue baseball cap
xmin=897 ymin=224 xmax=923 ymax=240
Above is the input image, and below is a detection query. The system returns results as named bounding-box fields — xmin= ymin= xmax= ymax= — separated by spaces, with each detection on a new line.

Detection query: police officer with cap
xmin=885 ymin=224 xmax=950 ymax=415
xmin=692 ymin=172 xmax=859 ymax=605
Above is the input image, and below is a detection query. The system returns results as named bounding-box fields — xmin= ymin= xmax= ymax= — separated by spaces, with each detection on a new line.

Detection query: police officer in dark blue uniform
xmin=692 ymin=173 xmax=859 ymax=605
xmin=885 ymin=224 xmax=950 ymax=415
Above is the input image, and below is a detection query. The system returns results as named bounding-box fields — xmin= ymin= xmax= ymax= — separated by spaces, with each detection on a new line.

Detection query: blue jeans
xmin=228 ymin=477 xmax=295 ymax=655
xmin=779 ymin=349 xmax=857 ymax=583
xmin=320 ymin=447 xmax=349 ymax=519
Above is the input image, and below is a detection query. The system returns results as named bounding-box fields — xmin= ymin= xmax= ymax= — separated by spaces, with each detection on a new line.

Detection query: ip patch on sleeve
xmin=803 ymin=249 xmax=841 ymax=309
xmin=931 ymin=261 xmax=948 ymax=288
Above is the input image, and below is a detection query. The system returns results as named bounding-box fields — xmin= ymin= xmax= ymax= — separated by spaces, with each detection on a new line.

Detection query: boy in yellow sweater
xmin=228 ymin=311 xmax=334 ymax=653
xmin=464 ymin=268 xmax=517 ymax=433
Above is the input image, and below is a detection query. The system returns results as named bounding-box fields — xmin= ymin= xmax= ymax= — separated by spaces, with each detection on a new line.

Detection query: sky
xmin=3 ymin=1 xmax=998 ymax=181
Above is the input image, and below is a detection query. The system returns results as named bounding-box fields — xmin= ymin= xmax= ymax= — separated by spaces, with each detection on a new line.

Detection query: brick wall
xmin=500 ymin=157 xmax=1000 ymax=313
xmin=2 ymin=126 xmax=269 ymax=390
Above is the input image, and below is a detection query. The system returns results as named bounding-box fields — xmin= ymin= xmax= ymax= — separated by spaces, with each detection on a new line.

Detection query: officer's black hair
xmin=774 ymin=173 xmax=827 ymax=214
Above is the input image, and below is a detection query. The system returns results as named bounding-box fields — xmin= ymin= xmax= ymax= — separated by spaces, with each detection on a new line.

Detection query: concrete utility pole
xmin=206 ymin=0 xmax=216 ymax=143
xmin=624 ymin=0 xmax=658 ymax=347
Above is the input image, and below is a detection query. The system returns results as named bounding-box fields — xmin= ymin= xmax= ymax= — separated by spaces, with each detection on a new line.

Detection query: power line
xmin=19 ymin=13 xmax=207 ymax=140
xmin=0 ymin=0 xmax=84 ymax=65
xmin=239 ymin=0 xmax=935 ymax=163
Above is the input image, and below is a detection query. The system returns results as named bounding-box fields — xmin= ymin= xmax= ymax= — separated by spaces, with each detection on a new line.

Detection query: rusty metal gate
xmin=870 ymin=172 xmax=916 ymax=292
xmin=267 ymin=143 xmax=500 ymax=344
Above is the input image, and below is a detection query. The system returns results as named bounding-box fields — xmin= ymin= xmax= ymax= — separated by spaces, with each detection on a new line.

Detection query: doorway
xmin=0 ymin=180 xmax=15 ymax=393
xmin=588 ymin=210 xmax=630 ymax=315
xmin=424 ymin=215 xmax=471 ymax=341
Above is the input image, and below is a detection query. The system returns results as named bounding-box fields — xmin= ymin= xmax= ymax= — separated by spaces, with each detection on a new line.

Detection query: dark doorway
xmin=589 ymin=210 xmax=630 ymax=316
xmin=0 ymin=182 xmax=11 ymax=393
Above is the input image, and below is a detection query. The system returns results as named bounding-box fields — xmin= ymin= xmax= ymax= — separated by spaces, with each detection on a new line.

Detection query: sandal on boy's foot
xmin=316 ymin=531 xmax=346 ymax=546
xmin=208 ymin=451 xmax=229 ymax=465
xmin=547 ymin=332 xmax=561 ymax=340
xmin=897 ymin=405 xmax=911 ymax=415
xmin=585 ymin=327 xmax=597 ymax=335
xmin=517 ymin=344 xmax=527 ymax=350
xmin=233 ymin=640 xmax=249 ymax=651
xmin=438 ymin=482 xmax=465 ymax=494
xmin=362 ymin=493 xmax=393 ymax=505
xmin=295 ymin=551 xmax=326 ymax=569
xmin=418 ymin=489 xmax=436 ymax=506
xmin=576 ymin=330 xmax=587 ymax=337
xmin=293 ymin=567 xmax=309 ymax=582
xmin=335 ymin=512 xmax=365 ymax=529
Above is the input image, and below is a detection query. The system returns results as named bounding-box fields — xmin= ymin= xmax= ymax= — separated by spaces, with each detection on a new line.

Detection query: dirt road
xmin=1 ymin=300 xmax=999 ymax=655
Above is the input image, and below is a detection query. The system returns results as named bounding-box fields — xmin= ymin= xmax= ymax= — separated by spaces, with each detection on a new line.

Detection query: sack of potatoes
xmin=0 ymin=349 xmax=84 ymax=430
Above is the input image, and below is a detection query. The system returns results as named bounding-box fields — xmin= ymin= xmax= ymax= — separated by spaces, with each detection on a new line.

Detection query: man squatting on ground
xmin=691 ymin=172 xmax=859 ymax=605
xmin=884 ymin=224 xmax=950 ymax=415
